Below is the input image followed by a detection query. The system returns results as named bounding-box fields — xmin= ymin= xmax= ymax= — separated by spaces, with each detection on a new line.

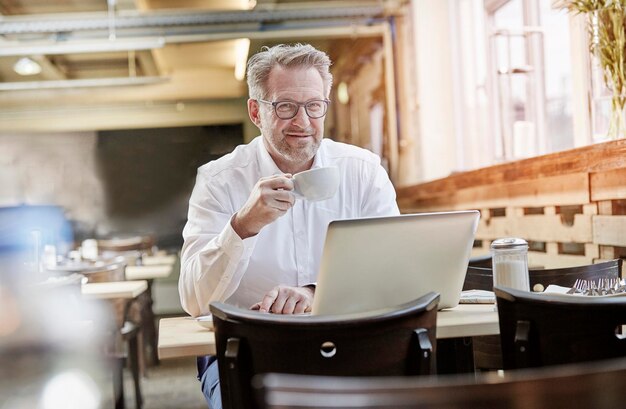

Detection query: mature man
xmin=179 ymin=43 xmax=399 ymax=408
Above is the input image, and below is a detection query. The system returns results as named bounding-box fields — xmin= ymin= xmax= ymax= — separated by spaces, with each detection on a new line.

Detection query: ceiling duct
xmin=0 ymin=5 xmax=385 ymax=35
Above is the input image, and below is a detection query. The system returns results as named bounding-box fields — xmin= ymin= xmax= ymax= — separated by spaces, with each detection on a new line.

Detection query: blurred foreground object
xmin=0 ymin=262 xmax=112 ymax=408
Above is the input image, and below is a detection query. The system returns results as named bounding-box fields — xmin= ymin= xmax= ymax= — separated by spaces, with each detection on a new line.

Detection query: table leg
xmin=142 ymin=280 xmax=160 ymax=367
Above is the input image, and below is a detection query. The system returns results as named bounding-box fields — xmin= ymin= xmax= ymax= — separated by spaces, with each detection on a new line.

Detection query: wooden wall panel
xmin=477 ymin=214 xmax=593 ymax=243
xmin=397 ymin=140 xmax=626 ymax=268
xmin=593 ymin=215 xmax=626 ymax=246
xmin=401 ymin=173 xmax=589 ymax=212
xmin=591 ymin=168 xmax=626 ymax=201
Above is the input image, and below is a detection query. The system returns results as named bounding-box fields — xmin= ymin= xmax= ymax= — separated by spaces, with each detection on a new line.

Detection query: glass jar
xmin=491 ymin=238 xmax=529 ymax=291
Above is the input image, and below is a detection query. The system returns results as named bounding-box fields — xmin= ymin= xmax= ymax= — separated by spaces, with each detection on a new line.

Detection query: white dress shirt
xmin=179 ymin=136 xmax=399 ymax=316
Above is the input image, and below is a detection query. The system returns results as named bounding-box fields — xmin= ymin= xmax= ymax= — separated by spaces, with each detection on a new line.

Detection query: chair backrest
xmin=495 ymin=285 xmax=626 ymax=369
xmin=528 ymin=258 xmax=622 ymax=292
xmin=468 ymin=253 xmax=492 ymax=268
xmin=210 ymin=292 xmax=439 ymax=409
xmin=463 ymin=259 xmax=622 ymax=292
xmin=463 ymin=266 xmax=493 ymax=291
xmin=464 ymin=259 xmax=623 ymax=372
xmin=45 ymin=255 xmax=127 ymax=283
xmin=255 ymin=357 xmax=626 ymax=409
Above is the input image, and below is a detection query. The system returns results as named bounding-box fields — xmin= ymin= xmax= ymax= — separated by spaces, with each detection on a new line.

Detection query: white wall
xmin=412 ymin=0 xmax=458 ymax=182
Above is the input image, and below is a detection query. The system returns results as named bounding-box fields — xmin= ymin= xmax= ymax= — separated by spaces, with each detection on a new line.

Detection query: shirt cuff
xmin=214 ymin=214 xmax=256 ymax=260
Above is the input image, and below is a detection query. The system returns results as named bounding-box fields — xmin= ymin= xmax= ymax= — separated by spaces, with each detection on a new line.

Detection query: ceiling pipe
xmin=0 ymin=5 xmax=386 ymax=35
xmin=0 ymin=76 xmax=169 ymax=91
xmin=0 ymin=37 xmax=165 ymax=57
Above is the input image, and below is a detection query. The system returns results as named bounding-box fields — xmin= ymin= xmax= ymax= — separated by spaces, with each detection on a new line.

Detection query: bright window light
xmin=235 ymin=38 xmax=250 ymax=81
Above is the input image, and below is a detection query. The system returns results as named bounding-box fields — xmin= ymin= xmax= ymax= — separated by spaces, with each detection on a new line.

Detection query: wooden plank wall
xmin=396 ymin=139 xmax=626 ymax=271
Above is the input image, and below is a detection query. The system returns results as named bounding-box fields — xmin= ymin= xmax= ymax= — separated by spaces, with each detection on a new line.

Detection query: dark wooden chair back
xmin=468 ymin=253 xmax=492 ymax=268
xmin=463 ymin=259 xmax=622 ymax=292
xmin=462 ymin=266 xmax=493 ymax=291
xmin=466 ymin=259 xmax=622 ymax=371
xmin=528 ymin=258 xmax=622 ymax=292
xmin=495 ymin=285 xmax=626 ymax=369
xmin=255 ymin=357 xmax=626 ymax=409
xmin=210 ymin=292 xmax=439 ymax=409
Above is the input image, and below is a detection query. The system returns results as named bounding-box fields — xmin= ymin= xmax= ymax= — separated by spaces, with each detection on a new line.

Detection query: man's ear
xmin=248 ymin=98 xmax=262 ymax=128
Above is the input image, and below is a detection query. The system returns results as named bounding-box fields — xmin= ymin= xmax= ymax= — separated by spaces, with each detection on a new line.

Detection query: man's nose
xmin=290 ymin=105 xmax=311 ymax=127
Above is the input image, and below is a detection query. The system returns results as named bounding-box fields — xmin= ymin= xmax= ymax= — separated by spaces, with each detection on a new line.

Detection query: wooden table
xmin=157 ymin=304 xmax=499 ymax=360
xmin=81 ymin=280 xmax=148 ymax=299
xmin=124 ymin=262 xmax=175 ymax=367
xmin=81 ymin=280 xmax=148 ymax=409
xmin=158 ymin=317 xmax=216 ymax=359
xmin=142 ymin=254 xmax=177 ymax=266
xmin=124 ymin=264 xmax=173 ymax=280
xmin=437 ymin=304 xmax=498 ymax=338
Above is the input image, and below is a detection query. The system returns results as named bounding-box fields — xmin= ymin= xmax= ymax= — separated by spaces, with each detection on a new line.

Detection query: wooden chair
xmin=462 ymin=266 xmax=493 ymax=292
xmin=495 ymin=285 xmax=626 ymax=369
xmin=46 ymin=257 xmax=143 ymax=408
xmin=254 ymin=357 xmax=626 ymax=409
xmin=95 ymin=238 xmax=161 ymax=370
xmin=210 ymin=292 xmax=439 ymax=409
xmin=464 ymin=259 xmax=622 ymax=292
xmin=465 ymin=259 xmax=622 ymax=371
xmin=467 ymin=253 xmax=492 ymax=268
xmin=528 ymin=258 xmax=622 ymax=292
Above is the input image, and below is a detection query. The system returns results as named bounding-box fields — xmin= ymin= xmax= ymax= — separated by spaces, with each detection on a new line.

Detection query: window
xmin=447 ymin=0 xmax=577 ymax=173
xmin=486 ymin=0 xmax=574 ymax=161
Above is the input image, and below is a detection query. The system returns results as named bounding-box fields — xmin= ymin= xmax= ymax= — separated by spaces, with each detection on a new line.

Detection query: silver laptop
xmin=311 ymin=210 xmax=480 ymax=315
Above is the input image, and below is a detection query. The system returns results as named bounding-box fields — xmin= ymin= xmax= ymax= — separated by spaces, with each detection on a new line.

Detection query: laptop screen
xmin=311 ymin=210 xmax=480 ymax=315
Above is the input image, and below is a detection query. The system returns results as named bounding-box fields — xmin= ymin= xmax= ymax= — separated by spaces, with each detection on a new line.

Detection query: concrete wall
xmin=0 ymin=125 xmax=242 ymax=247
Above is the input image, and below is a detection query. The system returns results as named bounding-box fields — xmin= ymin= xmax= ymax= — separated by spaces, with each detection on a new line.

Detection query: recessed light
xmin=13 ymin=57 xmax=42 ymax=76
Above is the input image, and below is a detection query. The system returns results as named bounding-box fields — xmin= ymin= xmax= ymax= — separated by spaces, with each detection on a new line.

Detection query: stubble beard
xmin=268 ymin=128 xmax=321 ymax=165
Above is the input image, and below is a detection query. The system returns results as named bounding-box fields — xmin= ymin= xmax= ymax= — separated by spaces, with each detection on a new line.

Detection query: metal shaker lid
xmin=491 ymin=237 xmax=528 ymax=249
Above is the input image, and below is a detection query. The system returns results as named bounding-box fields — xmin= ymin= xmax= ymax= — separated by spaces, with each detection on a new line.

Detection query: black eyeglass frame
xmin=257 ymin=98 xmax=331 ymax=120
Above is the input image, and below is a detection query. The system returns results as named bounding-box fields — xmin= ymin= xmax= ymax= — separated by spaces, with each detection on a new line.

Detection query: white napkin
xmin=543 ymin=284 xmax=572 ymax=294
xmin=195 ymin=314 xmax=213 ymax=330
xmin=460 ymin=290 xmax=496 ymax=304
xmin=543 ymin=284 xmax=626 ymax=297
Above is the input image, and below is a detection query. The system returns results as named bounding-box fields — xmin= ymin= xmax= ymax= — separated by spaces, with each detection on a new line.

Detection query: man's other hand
xmin=250 ymin=285 xmax=315 ymax=314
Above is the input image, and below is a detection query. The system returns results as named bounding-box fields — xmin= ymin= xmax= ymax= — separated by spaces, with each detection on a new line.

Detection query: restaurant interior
xmin=1 ymin=0 xmax=626 ymax=408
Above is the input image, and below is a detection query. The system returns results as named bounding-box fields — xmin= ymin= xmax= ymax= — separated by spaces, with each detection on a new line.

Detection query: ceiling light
xmin=13 ymin=57 xmax=42 ymax=76
xmin=234 ymin=38 xmax=250 ymax=81
xmin=0 ymin=37 xmax=166 ymax=57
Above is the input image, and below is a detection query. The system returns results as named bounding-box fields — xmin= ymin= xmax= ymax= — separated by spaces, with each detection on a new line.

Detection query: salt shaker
xmin=491 ymin=238 xmax=529 ymax=291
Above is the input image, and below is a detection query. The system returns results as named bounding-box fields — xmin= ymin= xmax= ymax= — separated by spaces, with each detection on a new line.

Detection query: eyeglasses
xmin=258 ymin=99 xmax=330 ymax=120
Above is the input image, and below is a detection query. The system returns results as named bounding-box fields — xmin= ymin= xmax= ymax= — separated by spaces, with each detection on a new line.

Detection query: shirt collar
xmin=256 ymin=136 xmax=283 ymax=176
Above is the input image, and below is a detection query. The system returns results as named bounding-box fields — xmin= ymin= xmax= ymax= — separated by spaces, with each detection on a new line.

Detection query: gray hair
xmin=246 ymin=43 xmax=333 ymax=100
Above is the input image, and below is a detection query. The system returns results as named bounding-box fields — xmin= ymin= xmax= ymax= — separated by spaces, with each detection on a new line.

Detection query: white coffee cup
xmin=292 ymin=166 xmax=340 ymax=201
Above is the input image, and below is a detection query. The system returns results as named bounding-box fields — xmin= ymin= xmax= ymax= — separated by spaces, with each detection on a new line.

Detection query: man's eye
xmin=307 ymin=101 xmax=323 ymax=110
xmin=276 ymin=103 xmax=296 ymax=112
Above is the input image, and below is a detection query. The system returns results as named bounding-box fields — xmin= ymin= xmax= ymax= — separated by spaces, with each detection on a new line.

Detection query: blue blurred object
xmin=0 ymin=205 xmax=74 ymax=274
